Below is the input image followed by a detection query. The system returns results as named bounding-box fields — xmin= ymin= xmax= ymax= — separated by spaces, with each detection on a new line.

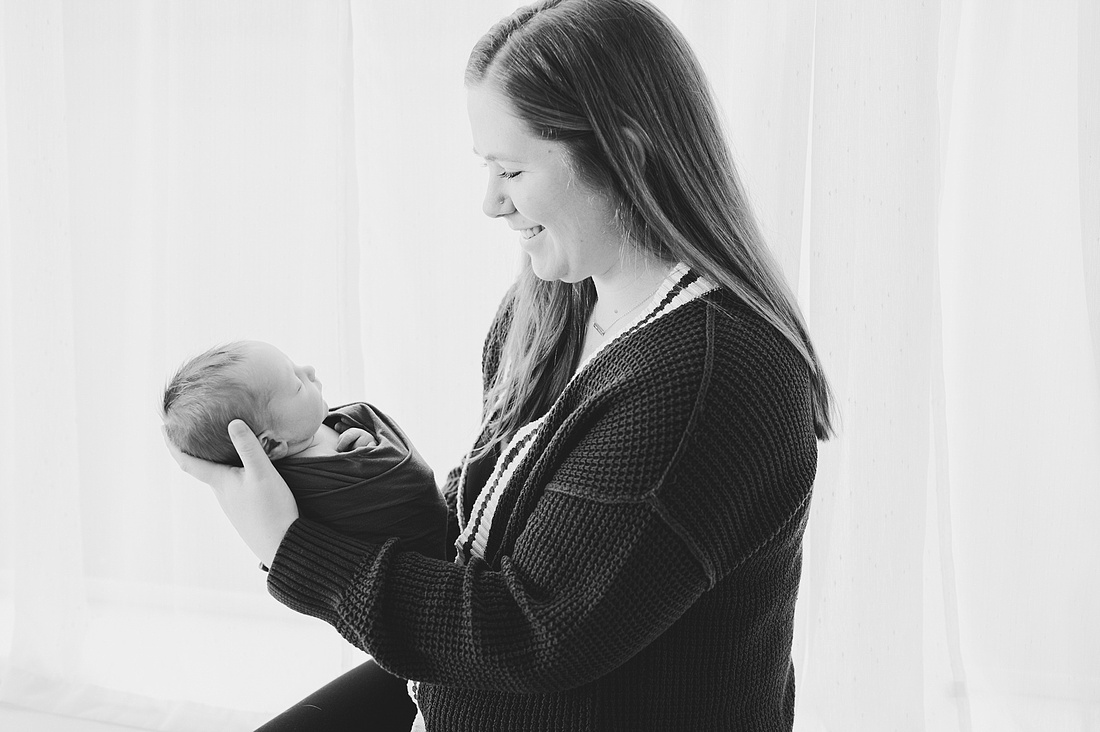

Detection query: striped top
xmin=454 ymin=262 xmax=716 ymax=565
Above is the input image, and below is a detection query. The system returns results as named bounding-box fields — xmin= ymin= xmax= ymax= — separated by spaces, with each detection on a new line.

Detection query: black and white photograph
xmin=0 ymin=1 xmax=1097 ymax=730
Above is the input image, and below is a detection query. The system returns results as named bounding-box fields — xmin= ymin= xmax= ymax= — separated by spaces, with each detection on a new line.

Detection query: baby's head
xmin=162 ymin=340 xmax=329 ymax=465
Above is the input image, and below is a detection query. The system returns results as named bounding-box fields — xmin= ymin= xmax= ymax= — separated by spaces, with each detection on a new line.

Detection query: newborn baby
xmin=162 ymin=341 xmax=447 ymax=558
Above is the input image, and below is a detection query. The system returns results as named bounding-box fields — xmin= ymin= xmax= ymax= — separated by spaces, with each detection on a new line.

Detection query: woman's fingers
xmin=162 ymin=426 xmax=228 ymax=485
xmin=162 ymin=427 xmax=190 ymax=469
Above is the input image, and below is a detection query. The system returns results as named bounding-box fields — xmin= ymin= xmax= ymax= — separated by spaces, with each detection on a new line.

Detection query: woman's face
xmin=467 ymin=82 xmax=623 ymax=284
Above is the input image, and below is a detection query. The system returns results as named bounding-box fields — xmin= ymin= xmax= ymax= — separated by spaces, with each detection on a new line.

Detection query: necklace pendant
xmin=592 ymin=322 xmax=606 ymax=336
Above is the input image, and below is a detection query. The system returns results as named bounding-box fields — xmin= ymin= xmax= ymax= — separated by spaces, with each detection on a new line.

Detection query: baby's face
xmin=244 ymin=341 xmax=328 ymax=448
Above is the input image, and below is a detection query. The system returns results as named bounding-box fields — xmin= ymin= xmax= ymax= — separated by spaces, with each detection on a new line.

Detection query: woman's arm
xmin=267 ymin=480 xmax=713 ymax=693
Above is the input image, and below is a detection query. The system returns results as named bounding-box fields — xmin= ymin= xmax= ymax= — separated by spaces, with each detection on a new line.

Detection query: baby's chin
xmin=280 ymin=422 xmax=326 ymax=456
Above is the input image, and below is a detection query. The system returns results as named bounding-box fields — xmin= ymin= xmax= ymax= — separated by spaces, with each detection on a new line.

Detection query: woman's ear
xmin=621 ymin=126 xmax=648 ymax=173
xmin=258 ymin=431 xmax=289 ymax=460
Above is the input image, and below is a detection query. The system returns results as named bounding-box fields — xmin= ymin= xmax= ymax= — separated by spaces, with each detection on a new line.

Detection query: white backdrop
xmin=0 ymin=1 xmax=1097 ymax=731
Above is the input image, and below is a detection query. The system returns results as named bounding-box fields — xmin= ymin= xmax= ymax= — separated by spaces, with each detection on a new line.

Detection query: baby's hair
xmin=162 ymin=341 xmax=270 ymax=466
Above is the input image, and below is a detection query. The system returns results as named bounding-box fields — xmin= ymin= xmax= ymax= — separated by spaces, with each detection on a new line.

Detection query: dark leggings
xmin=255 ymin=659 xmax=417 ymax=731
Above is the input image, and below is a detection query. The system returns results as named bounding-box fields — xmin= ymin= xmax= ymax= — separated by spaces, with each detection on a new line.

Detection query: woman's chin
xmin=525 ymin=250 xmax=568 ymax=283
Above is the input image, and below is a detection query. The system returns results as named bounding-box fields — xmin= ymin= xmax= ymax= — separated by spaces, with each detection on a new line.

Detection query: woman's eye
xmin=479 ymin=161 xmax=521 ymax=180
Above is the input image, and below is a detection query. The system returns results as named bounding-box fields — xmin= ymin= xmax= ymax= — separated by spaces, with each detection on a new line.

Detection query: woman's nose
xmin=482 ymin=182 xmax=512 ymax=218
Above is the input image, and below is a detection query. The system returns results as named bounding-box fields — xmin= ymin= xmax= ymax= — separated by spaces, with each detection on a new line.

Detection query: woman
xmin=169 ymin=0 xmax=834 ymax=729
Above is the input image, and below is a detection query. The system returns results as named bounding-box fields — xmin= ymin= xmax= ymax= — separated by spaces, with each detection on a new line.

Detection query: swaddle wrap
xmin=276 ymin=402 xmax=447 ymax=559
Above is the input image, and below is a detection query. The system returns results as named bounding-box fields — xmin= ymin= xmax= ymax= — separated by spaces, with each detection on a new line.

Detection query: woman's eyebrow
xmin=473 ymin=147 xmax=522 ymax=164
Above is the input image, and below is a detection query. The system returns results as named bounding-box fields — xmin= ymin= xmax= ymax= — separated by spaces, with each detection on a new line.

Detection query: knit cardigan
xmin=267 ymin=285 xmax=820 ymax=731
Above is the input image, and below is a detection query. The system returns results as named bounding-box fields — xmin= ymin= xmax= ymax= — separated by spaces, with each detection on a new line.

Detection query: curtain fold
xmin=2 ymin=1 xmax=389 ymax=728
xmin=797 ymin=2 xmax=942 ymax=728
xmin=937 ymin=3 xmax=1100 ymax=727
xmin=1 ymin=0 xmax=89 ymax=685
xmin=0 ymin=1 xmax=1096 ymax=730
xmin=1081 ymin=0 xmax=1100 ymax=395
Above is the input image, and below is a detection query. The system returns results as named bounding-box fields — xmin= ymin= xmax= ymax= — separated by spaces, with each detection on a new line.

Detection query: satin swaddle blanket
xmin=275 ymin=402 xmax=448 ymax=559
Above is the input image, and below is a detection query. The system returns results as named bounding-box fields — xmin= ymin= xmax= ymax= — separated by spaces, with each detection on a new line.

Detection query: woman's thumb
xmin=227 ymin=419 xmax=270 ymax=471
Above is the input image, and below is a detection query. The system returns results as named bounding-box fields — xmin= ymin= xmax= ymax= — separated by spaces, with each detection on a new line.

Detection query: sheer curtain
xmin=0 ymin=1 xmax=1096 ymax=731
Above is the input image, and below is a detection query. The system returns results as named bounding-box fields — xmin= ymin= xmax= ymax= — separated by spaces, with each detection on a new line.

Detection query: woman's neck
xmin=579 ymin=253 xmax=674 ymax=360
xmin=590 ymin=252 xmax=674 ymax=326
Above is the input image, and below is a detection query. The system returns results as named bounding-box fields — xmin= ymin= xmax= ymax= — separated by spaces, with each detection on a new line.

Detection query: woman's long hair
xmin=467 ymin=0 xmax=834 ymax=456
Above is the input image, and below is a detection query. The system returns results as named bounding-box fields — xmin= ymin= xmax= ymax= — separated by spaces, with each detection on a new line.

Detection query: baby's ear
xmin=258 ymin=431 xmax=289 ymax=460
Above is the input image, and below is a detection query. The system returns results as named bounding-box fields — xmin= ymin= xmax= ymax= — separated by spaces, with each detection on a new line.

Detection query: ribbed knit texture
xmin=267 ymin=285 xmax=819 ymax=731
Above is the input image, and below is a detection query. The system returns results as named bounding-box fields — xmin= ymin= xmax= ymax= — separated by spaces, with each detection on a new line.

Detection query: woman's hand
xmin=163 ymin=420 xmax=299 ymax=568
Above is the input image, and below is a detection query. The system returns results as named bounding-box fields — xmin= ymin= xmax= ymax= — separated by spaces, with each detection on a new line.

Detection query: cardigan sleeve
xmin=265 ymin=300 xmax=818 ymax=694
xmin=267 ymin=489 xmax=713 ymax=693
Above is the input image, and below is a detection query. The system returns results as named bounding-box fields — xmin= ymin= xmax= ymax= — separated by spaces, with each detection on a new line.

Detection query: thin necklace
xmin=591 ymin=290 xmax=656 ymax=336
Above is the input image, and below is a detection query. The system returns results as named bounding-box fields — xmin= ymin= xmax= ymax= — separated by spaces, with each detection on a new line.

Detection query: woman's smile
xmin=520 ymin=225 xmax=544 ymax=240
